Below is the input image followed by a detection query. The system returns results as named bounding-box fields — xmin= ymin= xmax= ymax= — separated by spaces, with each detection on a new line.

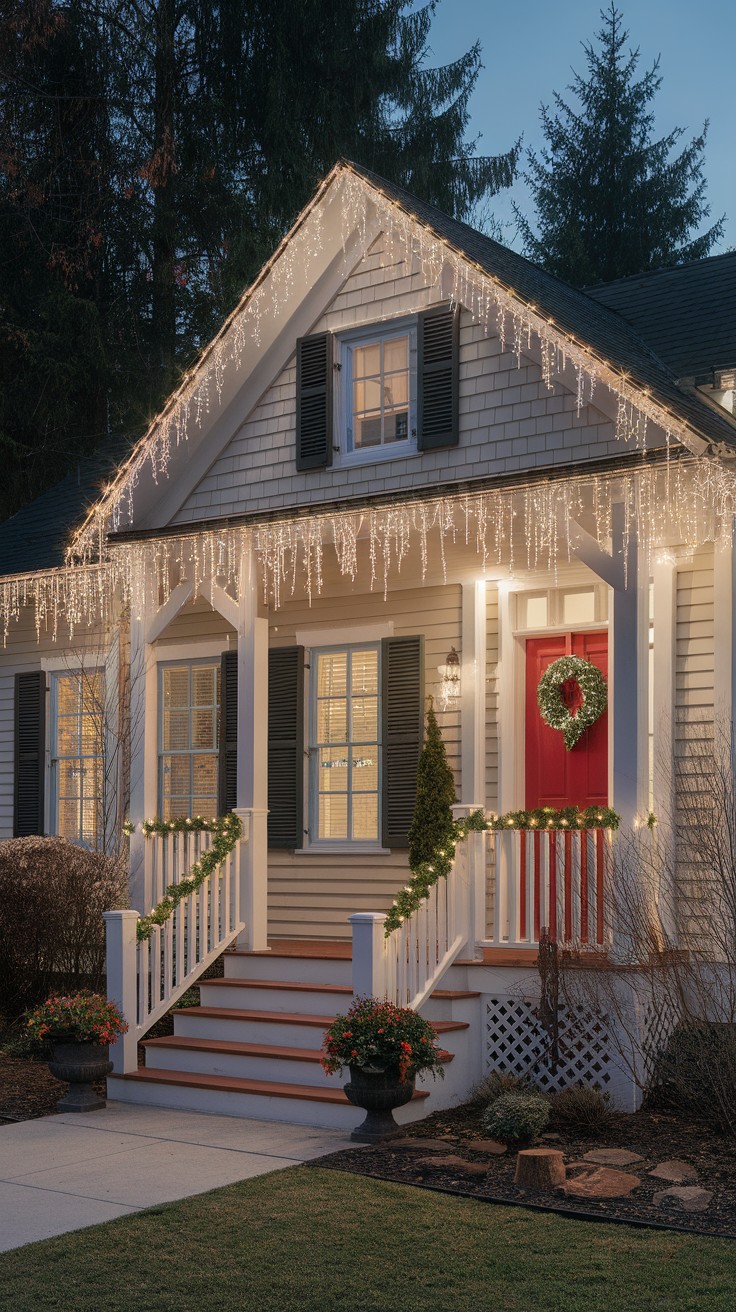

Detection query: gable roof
xmin=2 ymin=161 xmax=735 ymax=577
xmin=586 ymin=252 xmax=736 ymax=380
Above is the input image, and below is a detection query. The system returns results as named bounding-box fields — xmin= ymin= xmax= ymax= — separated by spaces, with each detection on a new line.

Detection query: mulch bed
xmin=0 ymin=1053 xmax=68 ymax=1124
xmin=313 ymin=1101 xmax=736 ymax=1239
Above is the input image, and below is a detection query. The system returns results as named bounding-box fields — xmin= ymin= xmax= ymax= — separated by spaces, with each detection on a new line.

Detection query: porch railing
xmin=490 ymin=827 xmax=610 ymax=949
xmin=104 ymin=827 xmax=247 ymax=1074
xmin=350 ymin=839 xmax=473 ymax=1012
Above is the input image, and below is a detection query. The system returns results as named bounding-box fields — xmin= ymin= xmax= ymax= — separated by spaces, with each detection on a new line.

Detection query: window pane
xmin=385 ymin=411 xmax=408 ymax=442
xmin=353 ymin=343 xmax=380 ymax=377
xmin=384 ymin=372 xmax=408 ymax=409
xmin=352 ymin=754 xmax=378 ymax=791
xmin=352 ymin=697 xmax=377 ymax=741
xmin=355 ymin=415 xmax=382 ymax=448
xmin=352 ymin=650 xmax=378 ymax=693
xmin=317 ymin=698 xmax=347 ymax=743
xmin=161 ymin=754 xmax=190 ymax=796
xmin=192 ymin=707 xmax=216 ymax=749
xmin=318 ymin=653 xmax=347 ymax=697
xmin=352 ymin=794 xmax=378 ymax=840
xmin=164 ymin=667 xmax=190 ymax=707
xmin=383 ymin=336 xmax=408 ymax=372
xmin=193 ymin=754 xmax=218 ymax=796
xmin=163 ymin=710 xmax=190 ymax=751
xmin=319 ymin=747 xmax=348 ymax=792
xmin=56 ymin=717 xmax=80 ymax=755
xmin=192 ymin=665 xmax=215 ymax=706
xmin=57 ymin=676 xmax=81 ymax=716
xmin=319 ymin=794 xmax=348 ymax=840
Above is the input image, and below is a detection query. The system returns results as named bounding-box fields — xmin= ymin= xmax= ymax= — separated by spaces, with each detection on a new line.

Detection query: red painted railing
xmin=491 ymin=827 xmax=610 ymax=948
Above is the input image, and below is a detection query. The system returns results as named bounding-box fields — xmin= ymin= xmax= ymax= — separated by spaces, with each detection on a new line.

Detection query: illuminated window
xmin=50 ymin=670 xmax=104 ymax=848
xmin=340 ymin=322 xmax=416 ymax=461
xmin=159 ymin=662 xmax=221 ymax=819
xmin=311 ymin=645 xmax=380 ymax=842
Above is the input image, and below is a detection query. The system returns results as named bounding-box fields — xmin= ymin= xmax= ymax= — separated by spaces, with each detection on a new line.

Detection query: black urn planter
xmin=344 ymin=1065 xmax=415 ymax=1143
xmin=48 ymin=1042 xmax=113 ymax=1112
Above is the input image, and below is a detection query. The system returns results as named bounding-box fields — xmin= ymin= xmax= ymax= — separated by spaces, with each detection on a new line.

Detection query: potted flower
xmin=25 ymin=993 xmax=128 ymax=1113
xmin=321 ymin=996 xmax=445 ymax=1142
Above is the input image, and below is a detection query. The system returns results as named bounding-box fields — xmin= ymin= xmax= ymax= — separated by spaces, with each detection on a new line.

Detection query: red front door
xmin=525 ymin=631 xmax=608 ymax=809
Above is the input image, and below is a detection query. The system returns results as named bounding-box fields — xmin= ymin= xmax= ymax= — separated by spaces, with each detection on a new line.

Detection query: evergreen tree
xmin=515 ymin=4 xmax=724 ymax=287
xmin=408 ymin=699 xmax=457 ymax=869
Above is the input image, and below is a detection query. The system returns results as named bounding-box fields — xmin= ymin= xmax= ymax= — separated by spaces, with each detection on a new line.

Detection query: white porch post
xmin=104 ymin=909 xmax=139 ymax=1074
xmin=233 ymin=546 xmax=269 ymax=951
xmin=652 ymin=555 xmax=678 ymax=943
xmin=713 ymin=523 xmax=736 ymax=742
xmin=459 ymin=579 xmax=487 ymax=953
xmin=127 ymin=565 xmax=157 ymax=912
xmin=609 ymin=503 xmax=649 ymax=830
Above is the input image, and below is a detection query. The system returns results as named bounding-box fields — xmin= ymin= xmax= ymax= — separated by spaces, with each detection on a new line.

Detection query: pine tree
xmin=515 ymin=4 xmax=724 ymax=287
xmin=408 ymin=699 xmax=457 ymax=869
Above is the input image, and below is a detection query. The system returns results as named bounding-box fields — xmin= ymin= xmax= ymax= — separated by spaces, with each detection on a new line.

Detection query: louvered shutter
xmin=14 ymin=671 xmax=46 ymax=837
xmin=381 ymin=636 xmax=424 ymax=847
xmin=296 ymin=333 xmax=333 ymax=470
xmin=417 ymin=306 xmax=460 ymax=450
xmin=268 ymin=646 xmax=305 ymax=848
xmin=218 ymin=651 xmax=238 ymax=815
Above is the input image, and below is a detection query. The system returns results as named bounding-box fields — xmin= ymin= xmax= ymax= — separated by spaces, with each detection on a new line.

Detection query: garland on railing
xmin=383 ymin=805 xmax=620 ymax=936
xmin=132 ymin=813 xmax=242 ymax=942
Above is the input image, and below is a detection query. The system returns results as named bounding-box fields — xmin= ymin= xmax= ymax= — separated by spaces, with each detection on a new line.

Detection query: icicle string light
xmin=66 ymin=165 xmax=721 ymax=568
xmin=4 ymin=458 xmax=736 ymax=645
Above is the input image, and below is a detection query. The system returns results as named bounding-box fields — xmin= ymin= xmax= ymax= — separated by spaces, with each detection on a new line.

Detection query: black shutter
xmin=14 ymin=671 xmax=46 ymax=837
xmin=268 ymin=646 xmax=305 ymax=848
xmin=381 ymin=636 xmax=424 ymax=848
xmin=296 ymin=332 xmax=333 ymax=470
xmin=218 ymin=651 xmax=238 ymax=815
xmin=417 ymin=306 xmax=460 ymax=451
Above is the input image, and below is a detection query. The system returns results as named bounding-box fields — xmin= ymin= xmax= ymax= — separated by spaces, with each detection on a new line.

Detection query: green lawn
xmin=0 ymin=1167 xmax=734 ymax=1312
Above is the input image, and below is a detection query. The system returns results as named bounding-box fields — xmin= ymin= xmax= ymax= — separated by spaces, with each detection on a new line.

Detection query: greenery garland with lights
xmin=130 ymin=813 xmax=242 ymax=942
xmin=384 ymin=805 xmax=619 ymax=936
xmin=537 ymin=655 xmax=607 ymax=750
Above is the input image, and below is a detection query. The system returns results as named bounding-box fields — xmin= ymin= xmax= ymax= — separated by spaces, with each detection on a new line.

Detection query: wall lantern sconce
xmin=437 ymin=646 xmax=461 ymax=710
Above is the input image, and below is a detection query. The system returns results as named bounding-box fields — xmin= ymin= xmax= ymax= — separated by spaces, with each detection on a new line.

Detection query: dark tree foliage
xmin=0 ymin=0 xmax=519 ymax=521
xmin=515 ymin=4 xmax=724 ymax=288
xmin=407 ymin=698 xmax=456 ymax=870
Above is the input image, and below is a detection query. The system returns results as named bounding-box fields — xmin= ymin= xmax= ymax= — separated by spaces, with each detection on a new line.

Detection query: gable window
xmin=50 ymin=670 xmax=104 ymax=848
xmin=310 ymin=644 xmax=380 ymax=842
xmin=159 ymin=661 xmax=221 ymax=820
xmin=340 ymin=323 xmax=416 ymax=461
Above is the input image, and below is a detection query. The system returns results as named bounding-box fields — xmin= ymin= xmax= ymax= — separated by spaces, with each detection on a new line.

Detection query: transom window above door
xmin=159 ymin=661 xmax=221 ymax=820
xmin=311 ymin=645 xmax=380 ymax=843
xmin=339 ymin=321 xmax=417 ymax=463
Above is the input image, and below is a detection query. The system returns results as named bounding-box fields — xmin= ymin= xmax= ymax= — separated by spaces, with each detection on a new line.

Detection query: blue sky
xmin=425 ymin=0 xmax=735 ymax=252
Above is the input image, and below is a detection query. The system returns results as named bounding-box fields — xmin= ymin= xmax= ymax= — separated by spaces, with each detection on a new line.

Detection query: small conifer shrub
xmin=407 ymin=698 xmax=457 ymax=869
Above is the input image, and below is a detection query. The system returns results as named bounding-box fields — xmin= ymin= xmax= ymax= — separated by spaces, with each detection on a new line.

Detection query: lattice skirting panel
xmin=483 ymin=992 xmax=646 ymax=1111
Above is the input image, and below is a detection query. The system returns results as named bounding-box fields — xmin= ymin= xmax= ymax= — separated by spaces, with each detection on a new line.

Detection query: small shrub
xmin=649 ymin=1023 xmax=736 ymax=1136
xmin=482 ymin=1090 xmax=550 ymax=1143
xmin=548 ymin=1085 xmax=612 ymax=1134
xmin=468 ymin=1070 xmax=530 ymax=1108
xmin=0 ymin=837 xmax=128 ymax=1016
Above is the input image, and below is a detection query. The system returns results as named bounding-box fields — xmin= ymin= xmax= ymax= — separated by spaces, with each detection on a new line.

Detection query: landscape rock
xmin=583 ymin=1148 xmax=644 ymax=1167
xmin=465 ymin=1138 xmax=507 ymax=1155
xmin=559 ymin=1165 xmax=640 ymax=1199
xmin=390 ymin=1138 xmax=456 ymax=1152
xmin=652 ymin=1186 xmax=713 ymax=1213
xmin=416 ymin=1154 xmax=488 ymax=1178
xmin=648 ymin=1160 xmax=698 ymax=1184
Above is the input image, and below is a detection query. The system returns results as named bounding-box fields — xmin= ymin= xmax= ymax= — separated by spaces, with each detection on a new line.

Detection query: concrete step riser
xmin=147 ymin=1046 xmax=343 ymax=1086
xmin=174 ymin=1013 xmax=329 ymax=1048
xmin=106 ymin=1076 xmax=428 ymax=1130
xmin=224 ymin=956 xmax=353 ymax=986
xmin=199 ymin=983 xmax=348 ymax=1014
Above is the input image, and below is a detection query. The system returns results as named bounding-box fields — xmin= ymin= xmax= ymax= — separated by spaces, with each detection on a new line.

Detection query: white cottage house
xmin=1 ymin=162 xmax=735 ymax=1127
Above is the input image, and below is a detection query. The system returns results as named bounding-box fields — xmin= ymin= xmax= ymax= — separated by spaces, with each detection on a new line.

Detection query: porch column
xmin=459 ymin=579 xmax=488 ymax=953
xmin=713 ymin=521 xmax=736 ymax=744
xmin=127 ymin=563 xmax=157 ymax=912
xmin=233 ymin=545 xmax=269 ymax=951
xmin=609 ymin=503 xmax=650 ymax=830
xmin=651 ymin=554 xmax=678 ymax=943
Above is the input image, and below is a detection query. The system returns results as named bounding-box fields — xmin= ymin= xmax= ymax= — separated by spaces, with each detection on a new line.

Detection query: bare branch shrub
xmin=559 ymin=724 xmax=736 ymax=1134
xmin=0 ymin=837 xmax=128 ymax=1017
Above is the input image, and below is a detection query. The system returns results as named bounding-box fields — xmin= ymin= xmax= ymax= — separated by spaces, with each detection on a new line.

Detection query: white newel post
xmin=652 ymin=554 xmax=678 ymax=943
xmin=234 ymin=547 xmax=269 ymax=951
xmin=350 ymin=912 xmax=388 ymax=999
xmin=609 ymin=503 xmax=650 ymax=830
xmin=127 ymin=562 xmax=157 ymax=913
xmin=458 ymin=579 xmax=488 ymax=955
xmin=104 ymin=910 xmax=139 ymax=1074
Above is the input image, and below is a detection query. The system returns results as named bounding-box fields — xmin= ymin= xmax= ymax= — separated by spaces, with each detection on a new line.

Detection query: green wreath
xmin=537 ymin=655 xmax=607 ymax=751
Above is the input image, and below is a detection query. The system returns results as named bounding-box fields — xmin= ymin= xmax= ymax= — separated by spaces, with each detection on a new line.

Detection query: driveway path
xmin=0 ymin=1103 xmax=352 ymax=1251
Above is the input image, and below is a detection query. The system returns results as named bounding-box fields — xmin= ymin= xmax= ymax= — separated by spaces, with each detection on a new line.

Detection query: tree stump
xmin=514 ymin=1148 xmax=566 ymax=1190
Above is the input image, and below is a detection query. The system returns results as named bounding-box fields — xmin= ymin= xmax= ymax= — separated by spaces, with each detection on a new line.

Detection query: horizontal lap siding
xmin=267 ymin=581 xmax=461 ymax=939
xmin=674 ymin=551 xmax=715 ymax=936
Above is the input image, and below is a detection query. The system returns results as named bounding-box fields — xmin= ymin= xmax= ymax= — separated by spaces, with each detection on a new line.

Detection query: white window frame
xmin=49 ymin=668 xmax=105 ymax=849
xmin=307 ymin=641 xmax=383 ymax=849
xmin=335 ymin=317 xmax=418 ymax=466
xmin=157 ymin=657 xmax=221 ymax=820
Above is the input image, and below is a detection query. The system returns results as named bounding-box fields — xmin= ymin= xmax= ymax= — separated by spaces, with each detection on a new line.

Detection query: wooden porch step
xmin=176 ymin=1005 xmax=471 ymax=1035
xmin=205 ymin=979 xmax=481 ymax=1000
xmin=231 ymin=940 xmax=352 ymax=960
xmin=117 ymin=1066 xmax=431 ymax=1105
xmin=142 ymin=1034 xmax=454 ymax=1064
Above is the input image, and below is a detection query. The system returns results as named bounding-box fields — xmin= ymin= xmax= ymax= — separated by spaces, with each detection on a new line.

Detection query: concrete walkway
xmin=0 ymin=1103 xmax=354 ymax=1253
